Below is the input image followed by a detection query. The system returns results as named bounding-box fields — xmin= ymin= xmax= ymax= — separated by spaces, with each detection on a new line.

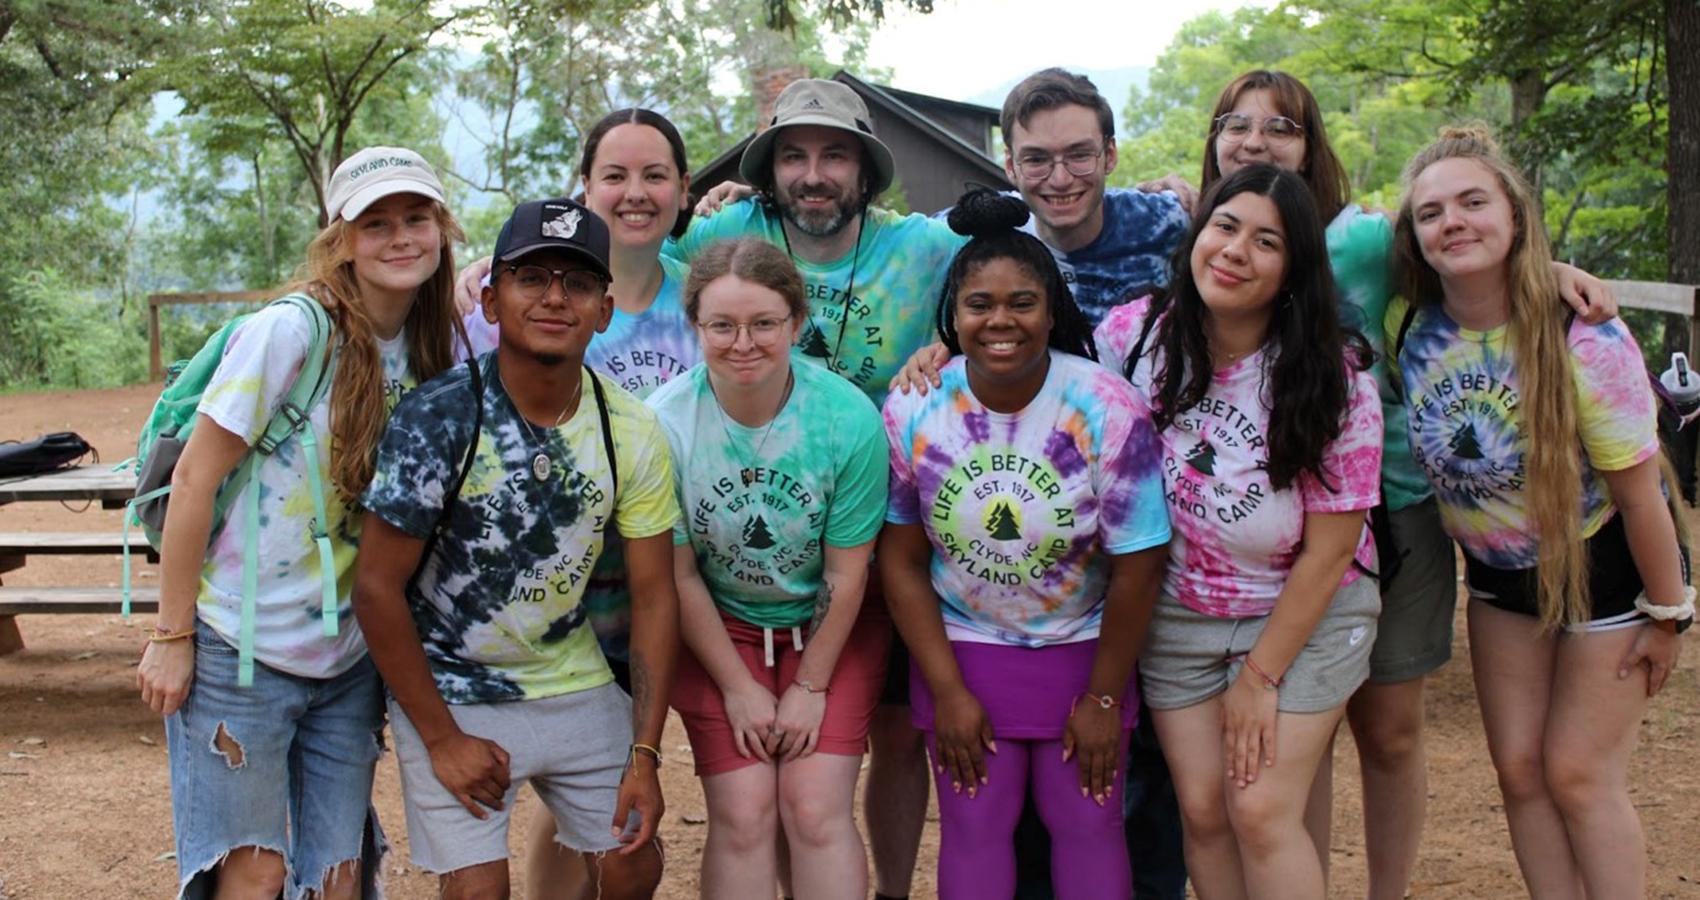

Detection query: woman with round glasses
xmin=647 ymin=237 xmax=890 ymax=900
xmin=1187 ymin=69 xmax=1622 ymax=899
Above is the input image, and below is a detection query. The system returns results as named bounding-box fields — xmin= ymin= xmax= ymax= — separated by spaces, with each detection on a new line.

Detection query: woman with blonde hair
xmin=1391 ymin=125 xmax=1690 ymax=897
xmin=136 ymin=146 xmax=465 ymax=899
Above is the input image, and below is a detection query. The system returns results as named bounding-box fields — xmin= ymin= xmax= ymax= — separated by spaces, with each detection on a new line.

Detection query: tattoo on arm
xmin=810 ymin=577 xmax=837 ymax=634
xmin=628 ymin=651 xmax=653 ymax=735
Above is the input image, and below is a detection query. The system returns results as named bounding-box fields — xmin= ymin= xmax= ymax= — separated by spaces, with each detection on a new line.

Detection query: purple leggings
xmin=925 ymin=732 xmax=1132 ymax=899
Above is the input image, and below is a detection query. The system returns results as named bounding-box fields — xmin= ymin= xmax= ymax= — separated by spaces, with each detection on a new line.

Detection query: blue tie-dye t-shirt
xmin=1016 ymin=188 xmax=1189 ymax=325
xmin=460 ymin=254 xmax=699 ymax=662
xmin=882 ymin=352 xmax=1171 ymax=647
xmin=363 ymin=355 xmax=680 ymax=704
xmin=668 ymin=198 xmax=963 ymax=406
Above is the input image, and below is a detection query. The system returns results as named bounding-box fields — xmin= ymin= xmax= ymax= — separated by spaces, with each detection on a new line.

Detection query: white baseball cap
xmin=324 ymin=146 xmax=447 ymax=221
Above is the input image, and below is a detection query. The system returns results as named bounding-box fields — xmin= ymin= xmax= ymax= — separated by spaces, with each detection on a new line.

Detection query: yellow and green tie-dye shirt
xmin=1389 ymin=298 xmax=1661 ymax=569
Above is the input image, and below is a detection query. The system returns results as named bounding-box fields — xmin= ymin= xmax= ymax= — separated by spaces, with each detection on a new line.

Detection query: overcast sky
xmin=862 ymin=0 xmax=1264 ymax=100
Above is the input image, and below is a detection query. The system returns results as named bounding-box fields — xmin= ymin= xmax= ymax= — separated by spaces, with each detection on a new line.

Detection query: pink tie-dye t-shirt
xmin=1095 ymin=297 xmax=1383 ymax=619
xmin=883 ymin=351 xmax=1171 ymax=647
xmin=1389 ymin=300 xmax=1660 ymax=568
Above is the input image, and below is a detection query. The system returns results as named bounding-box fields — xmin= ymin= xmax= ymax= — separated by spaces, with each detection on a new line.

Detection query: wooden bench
xmin=0 ymin=532 xmax=158 ymax=562
xmin=0 ymin=586 xmax=157 ymax=615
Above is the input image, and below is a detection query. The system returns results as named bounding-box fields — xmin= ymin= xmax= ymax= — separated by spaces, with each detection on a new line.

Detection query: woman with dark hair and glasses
xmin=1095 ymin=164 xmax=1383 ymax=900
xmin=647 ymin=237 xmax=890 ymax=900
xmin=879 ymin=189 xmax=1170 ymax=899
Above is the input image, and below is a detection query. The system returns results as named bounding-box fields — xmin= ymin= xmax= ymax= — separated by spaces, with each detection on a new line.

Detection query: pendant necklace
xmin=501 ymin=370 xmax=578 ymax=481
xmin=708 ymin=368 xmax=795 ymax=487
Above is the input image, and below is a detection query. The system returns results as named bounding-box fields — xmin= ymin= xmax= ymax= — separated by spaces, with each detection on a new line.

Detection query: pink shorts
xmin=672 ymin=605 xmax=890 ymax=776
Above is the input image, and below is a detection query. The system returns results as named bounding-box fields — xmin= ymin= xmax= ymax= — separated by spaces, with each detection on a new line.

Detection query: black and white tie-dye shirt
xmin=363 ymin=353 xmax=679 ymax=704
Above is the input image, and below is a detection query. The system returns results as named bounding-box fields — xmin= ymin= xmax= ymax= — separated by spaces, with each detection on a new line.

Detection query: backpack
xmin=0 ymin=432 xmax=94 ymax=479
xmin=121 ymin=294 xmax=337 ymax=686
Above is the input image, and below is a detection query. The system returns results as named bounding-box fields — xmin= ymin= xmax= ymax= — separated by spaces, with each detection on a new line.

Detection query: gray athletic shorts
xmin=1140 ymin=575 xmax=1380 ymax=713
xmin=1369 ymin=498 xmax=1459 ymax=683
xmin=388 ymin=682 xmax=638 ymax=874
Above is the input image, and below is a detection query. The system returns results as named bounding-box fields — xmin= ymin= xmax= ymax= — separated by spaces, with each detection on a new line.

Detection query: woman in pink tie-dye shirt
xmin=1095 ymin=164 xmax=1383 ymax=900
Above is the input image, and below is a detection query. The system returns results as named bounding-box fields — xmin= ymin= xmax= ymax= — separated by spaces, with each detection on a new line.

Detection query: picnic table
xmin=0 ymin=465 xmax=148 ymax=654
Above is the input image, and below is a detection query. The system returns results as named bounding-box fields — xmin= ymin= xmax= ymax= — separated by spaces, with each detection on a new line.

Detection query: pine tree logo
xmin=798 ymin=324 xmax=831 ymax=358
xmin=742 ymin=514 xmax=776 ymax=550
xmin=984 ymin=501 xmax=1023 ymax=541
xmin=1185 ymin=440 xmax=1217 ymax=476
xmin=1449 ymin=422 xmax=1484 ymax=460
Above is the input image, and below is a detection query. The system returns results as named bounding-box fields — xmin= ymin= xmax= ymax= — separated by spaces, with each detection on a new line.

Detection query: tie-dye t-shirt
xmin=1326 ymin=205 xmax=1431 ymax=512
xmin=1096 ymin=297 xmax=1383 ymax=619
xmin=461 ymin=254 xmax=698 ymax=662
xmin=195 ymin=301 xmax=414 ymax=679
xmin=668 ymin=198 xmax=962 ymax=406
xmin=1017 ymin=188 xmax=1189 ymax=324
xmin=363 ymin=355 xmax=680 ymax=704
xmin=1388 ymin=299 xmax=1660 ymax=569
xmin=882 ymin=352 xmax=1171 ymax=646
xmin=648 ymin=361 xmax=888 ymax=628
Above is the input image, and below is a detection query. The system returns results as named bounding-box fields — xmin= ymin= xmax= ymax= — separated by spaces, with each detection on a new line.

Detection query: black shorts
xmin=1463 ymin=512 xmax=1685 ymax=622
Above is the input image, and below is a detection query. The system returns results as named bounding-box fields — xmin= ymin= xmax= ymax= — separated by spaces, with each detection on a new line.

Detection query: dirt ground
xmin=0 ymin=383 xmax=1697 ymax=899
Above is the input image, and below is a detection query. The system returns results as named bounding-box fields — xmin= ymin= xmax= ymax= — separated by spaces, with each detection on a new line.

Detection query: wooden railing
xmin=1607 ymin=279 xmax=1700 ymax=354
xmin=147 ymin=290 xmax=275 ymax=380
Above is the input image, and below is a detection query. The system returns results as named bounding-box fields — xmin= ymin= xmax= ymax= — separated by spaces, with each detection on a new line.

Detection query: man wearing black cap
xmin=355 ymin=198 xmax=680 ymax=899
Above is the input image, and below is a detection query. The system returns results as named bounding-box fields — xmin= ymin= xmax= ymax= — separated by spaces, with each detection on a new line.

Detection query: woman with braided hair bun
xmin=879 ymin=188 xmax=1171 ymax=898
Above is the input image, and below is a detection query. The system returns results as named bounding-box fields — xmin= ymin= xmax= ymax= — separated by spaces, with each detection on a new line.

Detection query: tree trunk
xmin=1669 ymin=0 xmax=1700 ymax=295
xmin=1510 ymin=70 xmax=1549 ymax=198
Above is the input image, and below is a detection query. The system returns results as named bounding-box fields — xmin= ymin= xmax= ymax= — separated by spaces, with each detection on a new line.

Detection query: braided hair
xmin=935 ymin=188 xmax=1097 ymax=361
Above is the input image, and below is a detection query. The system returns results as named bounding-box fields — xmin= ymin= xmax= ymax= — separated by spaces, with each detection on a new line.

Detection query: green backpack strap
xmin=234 ymin=293 xmax=337 ymax=684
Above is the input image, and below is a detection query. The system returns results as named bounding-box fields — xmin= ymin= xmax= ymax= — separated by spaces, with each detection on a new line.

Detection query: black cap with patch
xmin=492 ymin=197 xmax=612 ymax=280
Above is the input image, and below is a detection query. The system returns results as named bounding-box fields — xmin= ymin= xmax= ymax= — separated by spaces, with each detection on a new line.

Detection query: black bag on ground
xmin=0 ymin=432 xmax=94 ymax=478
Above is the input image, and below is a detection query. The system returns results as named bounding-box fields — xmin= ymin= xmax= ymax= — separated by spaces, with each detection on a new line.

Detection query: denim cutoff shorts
xmin=166 ymin=624 xmax=386 ymax=899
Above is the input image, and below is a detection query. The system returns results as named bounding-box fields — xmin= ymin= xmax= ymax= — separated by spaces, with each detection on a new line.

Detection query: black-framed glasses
xmin=695 ymin=314 xmax=793 ymax=348
xmin=1013 ymin=144 xmax=1105 ymax=180
xmin=503 ymin=265 xmax=606 ymax=302
xmin=1213 ymin=113 xmax=1304 ymax=145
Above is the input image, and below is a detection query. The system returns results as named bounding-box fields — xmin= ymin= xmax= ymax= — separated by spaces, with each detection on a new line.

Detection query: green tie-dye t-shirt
xmin=647 ymin=361 xmax=888 ymax=628
xmin=195 ymin=301 xmax=414 ymax=679
xmin=363 ymin=355 xmax=680 ymax=704
xmin=667 ymin=198 xmax=964 ymax=406
xmin=1326 ymin=204 xmax=1431 ymax=511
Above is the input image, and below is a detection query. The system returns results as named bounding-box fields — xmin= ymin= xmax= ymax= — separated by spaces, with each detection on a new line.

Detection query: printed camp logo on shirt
xmin=800 ymin=282 xmax=885 ymax=388
xmin=1163 ymin=399 xmax=1271 ymax=527
xmin=928 ymin=449 xmax=1074 ymax=586
xmin=688 ymin=468 xmax=824 ymax=587
xmin=1406 ymin=369 xmax=1526 ymax=500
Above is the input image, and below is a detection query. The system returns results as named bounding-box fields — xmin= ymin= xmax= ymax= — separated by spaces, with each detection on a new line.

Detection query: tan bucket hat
xmin=739 ymin=79 xmax=896 ymax=196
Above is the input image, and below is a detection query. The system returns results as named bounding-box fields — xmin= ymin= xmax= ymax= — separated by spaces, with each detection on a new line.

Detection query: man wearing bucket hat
xmin=355 ymin=196 xmax=680 ymax=900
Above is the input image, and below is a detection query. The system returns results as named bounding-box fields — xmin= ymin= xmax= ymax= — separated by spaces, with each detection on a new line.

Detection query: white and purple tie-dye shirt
xmin=196 ymin=301 xmax=414 ymax=678
xmin=883 ymin=352 xmax=1171 ymax=647
xmin=1096 ymin=297 xmax=1383 ymax=619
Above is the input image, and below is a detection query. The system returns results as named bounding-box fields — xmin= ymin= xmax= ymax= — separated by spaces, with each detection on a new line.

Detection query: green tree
xmin=151 ymin=0 xmax=455 ymax=226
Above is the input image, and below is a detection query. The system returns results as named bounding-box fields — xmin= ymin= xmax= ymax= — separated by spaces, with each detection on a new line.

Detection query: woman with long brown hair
xmin=136 ymin=146 xmax=464 ymax=899
xmin=1392 ymin=125 xmax=1690 ymax=897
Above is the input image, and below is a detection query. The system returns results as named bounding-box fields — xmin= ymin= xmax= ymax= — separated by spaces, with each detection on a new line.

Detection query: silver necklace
xmin=501 ymin=371 xmax=577 ymax=481
xmin=708 ymin=368 xmax=795 ymax=487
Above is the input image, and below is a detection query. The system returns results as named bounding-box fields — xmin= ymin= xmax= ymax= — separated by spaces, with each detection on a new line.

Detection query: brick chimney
xmin=754 ymin=64 xmax=810 ymax=132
